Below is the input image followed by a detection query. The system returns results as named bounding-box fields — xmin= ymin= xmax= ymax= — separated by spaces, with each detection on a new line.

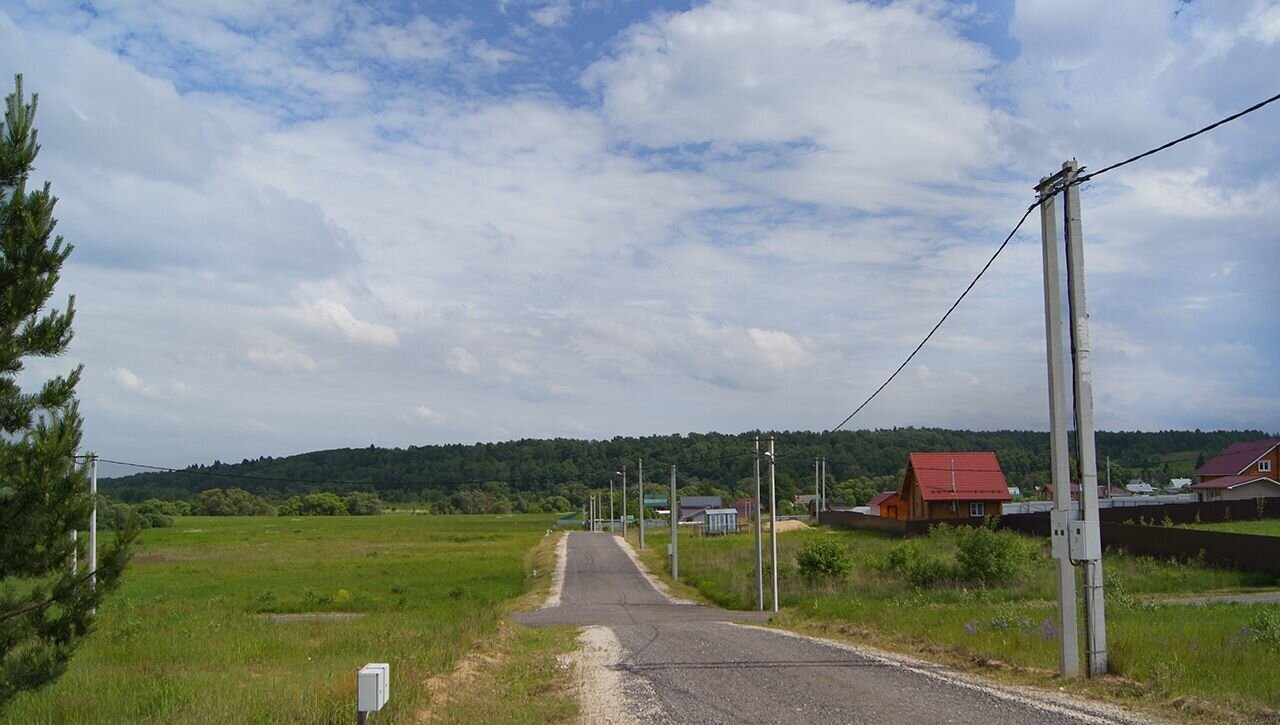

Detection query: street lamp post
xmin=616 ymin=465 xmax=628 ymax=539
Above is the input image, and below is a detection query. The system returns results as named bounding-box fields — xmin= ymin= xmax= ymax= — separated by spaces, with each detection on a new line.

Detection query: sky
xmin=2 ymin=0 xmax=1278 ymax=472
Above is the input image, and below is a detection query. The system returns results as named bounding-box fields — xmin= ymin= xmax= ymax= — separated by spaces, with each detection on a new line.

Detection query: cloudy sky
xmin=3 ymin=0 xmax=1278 ymax=471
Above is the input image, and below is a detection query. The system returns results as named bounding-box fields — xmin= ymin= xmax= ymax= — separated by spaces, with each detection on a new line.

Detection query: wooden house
xmin=1192 ymin=438 xmax=1280 ymax=501
xmin=867 ymin=491 xmax=902 ymax=520
xmin=899 ymin=452 xmax=1011 ymax=521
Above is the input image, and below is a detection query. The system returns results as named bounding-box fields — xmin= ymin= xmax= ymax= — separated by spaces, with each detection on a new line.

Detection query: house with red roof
xmin=1191 ymin=438 xmax=1280 ymax=502
xmin=899 ymin=452 xmax=1011 ymax=521
xmin=867 ymin=491 xmax=903 ymax=520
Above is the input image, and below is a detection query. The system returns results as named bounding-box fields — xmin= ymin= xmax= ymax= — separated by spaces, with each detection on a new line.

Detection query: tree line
xmin=100 ymin=428 xmax=1270 ymax=513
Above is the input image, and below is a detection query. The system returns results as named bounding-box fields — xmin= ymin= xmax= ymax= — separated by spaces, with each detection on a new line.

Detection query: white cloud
xmin=585 ymin=0 xmax=998 ymax=210
xmin=302 ymin=300 xmax=400 ymax=349
xmin=412 ymin=405 xmax=445 ymax=422
xmin=531 ymin=0 xmax=573 ymax=28
xmin=2 ymin=1 xmax=1277 ymax=469
xmin=446 ymin=346 xmax=480 ymax=375
xmin=108 ymin=367 xmax=154 ymax=396
xmin=246 ymin=346 xmax=319 ymax=373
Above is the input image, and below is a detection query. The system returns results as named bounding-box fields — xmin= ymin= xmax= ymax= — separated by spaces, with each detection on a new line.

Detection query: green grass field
xmin=1182 ymin=519 xmax=1280 ymax=537
xmin=635 ymin=526 xmax=1280 ymax=722
xmin=4 ymin=514 xmax=576 ymax=724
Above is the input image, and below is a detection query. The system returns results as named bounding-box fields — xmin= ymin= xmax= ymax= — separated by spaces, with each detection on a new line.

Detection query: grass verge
xmin=4 ymin=514 xmax=573 ymax=724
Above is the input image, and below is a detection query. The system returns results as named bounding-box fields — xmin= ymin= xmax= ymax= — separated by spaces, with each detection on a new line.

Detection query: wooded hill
xmin=101 ymin=428 xmax=1270 ymax=511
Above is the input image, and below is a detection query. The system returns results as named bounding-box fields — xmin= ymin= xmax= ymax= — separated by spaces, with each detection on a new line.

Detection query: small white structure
xmin=358 ymin=663 xmax=389 ymax=723
xmin=1125 ymin=480 xmax=1156 ymax=495
xmin=1168 ymin=478 xmax=1193 ymax=491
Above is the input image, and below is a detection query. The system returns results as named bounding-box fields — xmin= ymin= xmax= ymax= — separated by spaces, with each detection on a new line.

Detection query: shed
xmin=866 ymin=491 xmax=902 ymax=520
xmin=696 ymin=508 xmax=740 ymax=535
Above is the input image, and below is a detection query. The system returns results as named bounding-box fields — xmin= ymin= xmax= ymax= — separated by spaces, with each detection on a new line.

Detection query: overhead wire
xmin=825 ymin=201 xmax=1040 ymax=436
xmin=1075 ymin=90 xmax=1280 ymax=185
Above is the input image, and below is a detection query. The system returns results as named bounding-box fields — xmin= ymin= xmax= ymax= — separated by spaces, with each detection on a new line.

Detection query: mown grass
xmin=4 ymin=514 xmax=573 ymax=724
xmin=1182 ymin=519 xmax=1280 ymax=537
xmin=636 ymin=526 xmax=1280 ymax=722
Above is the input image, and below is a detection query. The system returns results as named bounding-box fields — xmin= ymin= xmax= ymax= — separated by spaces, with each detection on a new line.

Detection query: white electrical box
xmin=1069 ymin=519 xmax=1101 ymax=561
xmin=358 ymin=663 xmax=389 ymax=713
xmin=1049 ymin=510 xmax=1071 ymax=560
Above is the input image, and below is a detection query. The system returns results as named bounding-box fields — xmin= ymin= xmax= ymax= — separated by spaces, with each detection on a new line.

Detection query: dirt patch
xmin=132 ymin=553 xmax=185 ymax=565
xmin=416 ymin=627 xmax=512 ymax=722
xmin=767 ymin=519 xmax=810 ymax=534
xmin=260 ymin=613 xmax=365 ymax=622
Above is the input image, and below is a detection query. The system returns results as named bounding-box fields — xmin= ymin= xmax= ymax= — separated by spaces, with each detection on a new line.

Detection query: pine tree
xmin=0 ymin=74 xmax=135 ymax=708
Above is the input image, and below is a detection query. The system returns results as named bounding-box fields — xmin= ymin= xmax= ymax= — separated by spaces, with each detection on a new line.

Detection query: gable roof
xmin=905 ymin=452 xmax=1011 ymax=502
xmin=680 ymin=496 xmax=722 ymax=508
xmin=1196 ymin=438 xmax=1280 ymax=476
xmin=1189 ymin=475 xmax=1280 ymax=491
xmin=867 ymin=491 xmax=897 ymax=508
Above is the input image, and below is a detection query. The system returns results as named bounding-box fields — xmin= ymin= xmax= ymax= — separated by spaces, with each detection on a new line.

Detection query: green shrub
xmin=952 ymin=521 xmax=1034 ymax=585
xmin=1246 ymin=608 xmax=1280 ymax=647
xmin=795 ymin=535 xmax=853 ymax=581
xmin=193 ymin=488 xmax=275 ymax=516
xmin=279 ymin=492 xmax=349 ymax=516
xmin=345 ymin=492 xmax=383 ymax=516
xmin=879 ymin=539 xmax=955 ymax=587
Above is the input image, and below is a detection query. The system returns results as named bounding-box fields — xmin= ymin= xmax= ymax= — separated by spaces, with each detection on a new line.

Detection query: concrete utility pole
xmin=1038 ymin=160 xmax=1108 ymax=678
xmin=618 ymin=465 xmax=628 ymax=539
xmin=670 ymin=464 xmax=678 ymax=580
xmin=89 ymin=453 xmax=98 ymax=593
xmin=814 ymin=458 xmax=820 ymax=517
xmin=1063 ymin=160 xmax=1108 ymax=677
xmin=821 ymin=458 xmax=827 ymax=514
xmin=1037 ymin=167 xmax=1081 ymax=679
xmin=754 ymin=436 xmax=764 ymax=612
xmin=638 ymin=457 xmax=645 ymax=549
xmin=768 ymin=437 xmax=779 ymax=613
xmin=610 ymin=478 xmax=615 ymax=533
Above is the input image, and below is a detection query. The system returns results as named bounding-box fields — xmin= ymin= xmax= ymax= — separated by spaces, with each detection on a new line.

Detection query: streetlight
xmin=609 ymin=477 xmax=615 ymax=533
xmin=616 ymin=465 xmax=627 ymax=539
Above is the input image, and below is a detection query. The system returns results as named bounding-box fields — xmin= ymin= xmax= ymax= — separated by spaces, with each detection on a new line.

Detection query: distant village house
xmin=1191 ymin=438 xmax=1280 ymax=501
xmin=899 ymin=452 xmax=1011 ymax=521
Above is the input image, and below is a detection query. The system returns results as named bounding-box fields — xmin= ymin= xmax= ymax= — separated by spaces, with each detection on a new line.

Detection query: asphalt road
xmin=515 ymin=532 xmax=1150 ymax=725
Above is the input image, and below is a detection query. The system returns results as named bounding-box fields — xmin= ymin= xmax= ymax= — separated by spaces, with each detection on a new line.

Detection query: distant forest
xmin=100 ymin=428 xmax=1271 ymax=513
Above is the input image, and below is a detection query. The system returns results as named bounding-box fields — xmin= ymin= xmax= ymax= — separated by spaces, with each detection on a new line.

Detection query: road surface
xmin=515 ymin=532 xmax=1153 ymax=725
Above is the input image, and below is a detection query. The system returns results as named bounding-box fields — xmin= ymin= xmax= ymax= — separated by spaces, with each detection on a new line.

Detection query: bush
xmin=952 ymin=521 xmax=1034 ymax=585
xmin=879 ymin=539 xmax=956 ymax=587
xmin=278 ymin=492 xmax=349 ymax=516
xmin=192 ymin=488 xmax=275 ymax=516
xmin=345 ymin=492 xmax=383 ymax=516
xmin=795 ymin=535 xmax=853 ymax=581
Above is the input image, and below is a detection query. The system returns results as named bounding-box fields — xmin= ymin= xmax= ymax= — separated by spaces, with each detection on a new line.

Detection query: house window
xmin=969 ymin=502 xmax=986 ymax=517
xmin=1261 ymin=460 xmax=1273 ymax=473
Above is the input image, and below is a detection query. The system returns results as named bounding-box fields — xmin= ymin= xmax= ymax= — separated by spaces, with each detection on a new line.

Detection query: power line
xmin=1076 ymin=90 xmax=1280 ymax=185
xmin=827 ymin=201 xmax=1040 ymax=435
